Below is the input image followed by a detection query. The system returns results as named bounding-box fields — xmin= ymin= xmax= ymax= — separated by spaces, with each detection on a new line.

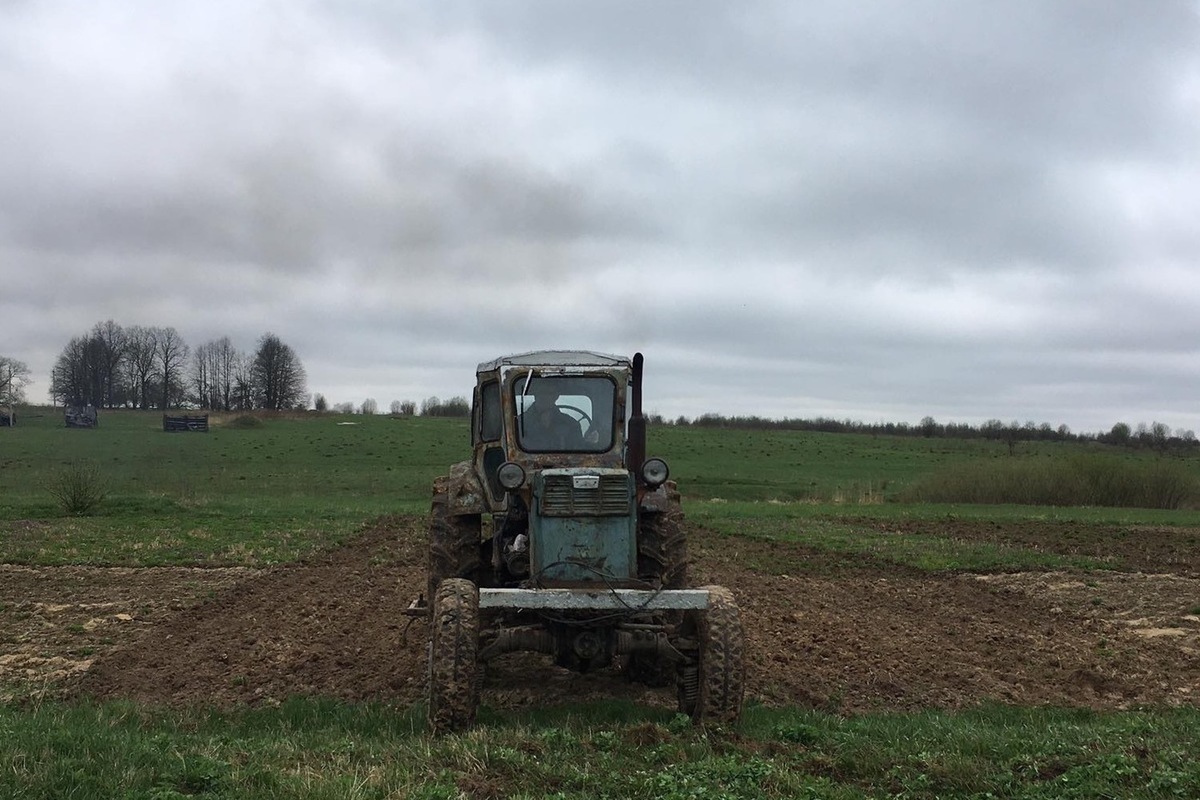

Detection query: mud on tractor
xmin=417 ymin=351 xmax=745 ymax=734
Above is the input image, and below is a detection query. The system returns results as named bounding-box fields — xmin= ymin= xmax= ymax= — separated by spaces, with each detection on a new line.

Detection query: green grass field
xmin=2 ymin=407 xmax=1200 ymax=798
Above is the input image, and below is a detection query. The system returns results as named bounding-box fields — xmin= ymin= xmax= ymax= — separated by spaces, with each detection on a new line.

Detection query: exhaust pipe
xmin=627 ymin=352 xmax=646 ymax=477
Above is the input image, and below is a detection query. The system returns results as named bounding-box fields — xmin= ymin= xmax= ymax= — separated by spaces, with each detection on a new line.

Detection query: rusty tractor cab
xmin=422 ymin=350 xmax=744 ymax=733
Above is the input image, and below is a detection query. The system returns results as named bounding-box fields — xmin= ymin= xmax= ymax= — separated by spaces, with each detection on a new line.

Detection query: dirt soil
xmin=2 ymin=515 xmax=1197 ymax=714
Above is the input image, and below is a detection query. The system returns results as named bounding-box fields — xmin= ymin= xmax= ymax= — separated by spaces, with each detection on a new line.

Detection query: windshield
xmin=514 ymin=375 xmax=616 ymax=453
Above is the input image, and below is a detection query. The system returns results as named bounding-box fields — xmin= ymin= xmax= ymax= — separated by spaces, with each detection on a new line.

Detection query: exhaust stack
xmin=627 ymin=352 xmax=646 ymax=477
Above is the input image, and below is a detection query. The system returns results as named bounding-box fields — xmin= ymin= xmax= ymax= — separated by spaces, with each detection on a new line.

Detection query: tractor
xmin=420 ymin=350 xmax=744 ymax=733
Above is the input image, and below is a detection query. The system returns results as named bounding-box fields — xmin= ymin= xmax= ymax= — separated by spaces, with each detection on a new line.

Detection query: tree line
xmin=5 ymin=335 xmax=1197 ymax=440
xmin=46 ymin=320 xmax=307 ymax=411
xmin=658 ymin=413 xmax=1198 ymax=452
xmin=311 ymin=395 xmax=469 ymax=417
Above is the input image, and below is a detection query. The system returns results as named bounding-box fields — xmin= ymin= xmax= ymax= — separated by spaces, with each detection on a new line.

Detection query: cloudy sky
xmin=3 ymin=1 xmax=1199 ymax=434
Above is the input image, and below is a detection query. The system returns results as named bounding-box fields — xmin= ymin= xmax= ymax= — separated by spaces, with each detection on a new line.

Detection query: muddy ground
xmin=2 ymin=516 xmax=1198 ymax=714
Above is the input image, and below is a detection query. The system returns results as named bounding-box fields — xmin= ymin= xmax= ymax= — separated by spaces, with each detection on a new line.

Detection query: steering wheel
xmin=557 ymin=404 xmax=593 ymax=429
xmin=557 ymin=404 xmax=599 ymax=442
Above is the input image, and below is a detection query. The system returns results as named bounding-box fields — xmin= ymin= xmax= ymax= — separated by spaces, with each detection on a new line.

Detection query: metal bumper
xmin=478 ymin=588 xmax=710 ymax=611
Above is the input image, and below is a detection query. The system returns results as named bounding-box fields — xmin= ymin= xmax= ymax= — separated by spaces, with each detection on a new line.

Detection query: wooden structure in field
xmin=65 ymin=405 xmax=98 ymax=428
xmin=163 ymin=414 xmax=209 ymax=432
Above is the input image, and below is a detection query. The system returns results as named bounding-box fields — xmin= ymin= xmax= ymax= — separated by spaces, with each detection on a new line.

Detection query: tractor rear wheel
xmin=637 ymin=480 xmax=688 ymax=589
xmin=428 ymin=490 xmax=481 ymax=606
xmin=678 ymin=585 xmax=745 ymax=724
xmin=428 ymin=578 xmax=479 ymax=735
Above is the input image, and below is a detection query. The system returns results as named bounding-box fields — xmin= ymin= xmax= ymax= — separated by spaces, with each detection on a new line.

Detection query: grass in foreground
xmin=2 ymin=699 xmax=1198 ymax=799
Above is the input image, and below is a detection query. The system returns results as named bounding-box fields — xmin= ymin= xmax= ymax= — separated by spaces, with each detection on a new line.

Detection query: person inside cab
xmin=520 ymin=382 xmax=584 ymax=450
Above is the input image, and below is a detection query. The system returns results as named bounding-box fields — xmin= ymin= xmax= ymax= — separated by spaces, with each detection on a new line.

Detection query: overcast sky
xmin=3 ymin=1 xmax=1199 ymax=434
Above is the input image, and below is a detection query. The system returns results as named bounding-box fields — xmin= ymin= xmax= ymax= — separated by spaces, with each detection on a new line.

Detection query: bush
xmin=899 ymin=455 xmax=1197 ymax=510
xmin=50 ymin=462 xmax=107 ymax=516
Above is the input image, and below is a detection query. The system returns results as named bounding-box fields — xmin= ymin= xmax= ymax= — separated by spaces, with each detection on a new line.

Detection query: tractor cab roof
xmin=476 ymin=350 xmax=631 ymax=375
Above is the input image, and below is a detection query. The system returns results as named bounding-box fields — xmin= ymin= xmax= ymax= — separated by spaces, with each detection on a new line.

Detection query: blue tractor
xmin=424 ymin=351 xmax=745 ymax=733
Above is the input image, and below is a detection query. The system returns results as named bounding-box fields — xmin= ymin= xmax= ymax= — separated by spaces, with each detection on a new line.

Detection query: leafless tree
xmin=155 ymin=327 xmax=190 ymax=409
xmin=213 ymin=337 xmax=240 ymax=410
xmin=250 ymin=332 xmax=307 ymax=410
xmin=49 ymin=335 xmax=93 ymax=406
xmin=420 ymin=396 xmax=441 ymax=416
xmin=232 ymin=353 xmax=254 ymax=410
xmin=49 ymin=324 xmax=122 ymax=408
xmin=0 ymin=356 xmax=31 ymax=405
xmin=90 ymin=320 xmax=128 ymax=407
xmin=124 ymin=326 xmax=160 ymax=409
xmin=191 ymin=336 xmax=243 ymax=410
xmin=192 ymin=341 xmax=212 ymax=408
xmin=361 ymin=398 xmax=378 ymax=415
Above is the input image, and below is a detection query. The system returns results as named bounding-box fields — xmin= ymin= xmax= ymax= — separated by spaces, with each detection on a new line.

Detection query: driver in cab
xmin=521 ymin=383 xmax=583 ymax=450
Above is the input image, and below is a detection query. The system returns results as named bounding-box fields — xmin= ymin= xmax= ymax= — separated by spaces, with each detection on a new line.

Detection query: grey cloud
xmin=3 ymin=1 xmax=1200 ymax=434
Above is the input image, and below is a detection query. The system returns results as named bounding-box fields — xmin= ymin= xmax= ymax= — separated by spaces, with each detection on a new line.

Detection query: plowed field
xmin=2 ymin=516 xmax=1198 ymax=714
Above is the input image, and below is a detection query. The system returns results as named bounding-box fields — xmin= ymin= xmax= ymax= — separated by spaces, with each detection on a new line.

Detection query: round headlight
xmin=497 ymin=461 xmax=526 ymax=490
xmin=641 ymin=457 xmax=670 ymax=488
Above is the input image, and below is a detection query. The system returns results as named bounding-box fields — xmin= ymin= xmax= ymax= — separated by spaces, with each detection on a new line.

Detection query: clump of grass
xmin=899 ymin=455 xmax=1196 ymax=509
xmin=49 ymin=461 xmax=107 ymax=516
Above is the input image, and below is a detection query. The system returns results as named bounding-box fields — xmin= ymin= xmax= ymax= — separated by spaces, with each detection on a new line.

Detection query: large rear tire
xmin=428 ymin=578 xmax=479 ymax=735
xmin=637 ymin=480 xmax=688 ymax=589
xmin=678 ymin=585 xmax=745 ymax=724
xmin=428 ymin=490 xmax=481 ymax=606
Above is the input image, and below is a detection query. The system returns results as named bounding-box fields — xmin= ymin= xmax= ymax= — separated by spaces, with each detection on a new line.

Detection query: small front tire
xmin=678 ymin=584 xmax=745 ymax=724
xmin=428 ymin=578 xmax=480 ymax=735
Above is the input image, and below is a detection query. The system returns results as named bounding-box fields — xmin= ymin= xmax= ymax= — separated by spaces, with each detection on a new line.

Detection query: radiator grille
xmin=541 ymin=474 xmax=631 ymax=516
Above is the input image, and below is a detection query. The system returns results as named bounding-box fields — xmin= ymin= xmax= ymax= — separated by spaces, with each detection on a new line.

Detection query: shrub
xmin=50 ymin=461 xmax=107 ymax=516
xmin=899 ymin=455 xmax=1197 ymax=510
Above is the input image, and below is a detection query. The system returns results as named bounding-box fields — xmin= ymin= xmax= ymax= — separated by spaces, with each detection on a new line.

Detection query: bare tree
xmin=191 ymin=340 xmax=212 ymax=408
xmin=0 ymin=356 xmax=31 ymax=405
xmin=250 ymin=332 xmax=307 ymax=410
xmin=123 ymin=326 xmax=160 ymax=410
xmin=213 ymin=337 xmax=240 ymax=410
xmin=232 ymin=352 xmax=254 ymax=410
xmin=361 ymin=398 xmax=378 ymax=415
xmin=49 ymin=325 xmax=124 ymax=408
xmin=420 ymin=396 xmax=441 ymax=416
xmin=90 ymin=320 xmax=128 ymax=407
xmin=190 ymin=336 xmax=243 ymax=410
xmin=49 ymin=335 xmax=93 ymax=406
xmin=155 ymin=327 xmax=190 ymax=409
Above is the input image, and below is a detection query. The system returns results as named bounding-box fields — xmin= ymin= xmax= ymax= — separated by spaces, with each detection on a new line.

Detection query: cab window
xmin=513 ymin=375 xmax=615 ymax=453
xmin=479 ymin=380 xmax=501 ymax=441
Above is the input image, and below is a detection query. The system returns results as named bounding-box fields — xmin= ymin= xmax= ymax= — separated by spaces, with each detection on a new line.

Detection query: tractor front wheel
xmin=428 ymin=578 xmax=480 ymax=735
xmin=678 ymin=584 xmax=745 ymax=724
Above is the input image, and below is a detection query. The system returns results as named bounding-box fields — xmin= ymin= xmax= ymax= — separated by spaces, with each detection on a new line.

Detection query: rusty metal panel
xmin=531 ymin=469 xmax=635 ymax=583
xmin=541 ymin=470 xmax=631 ymax=516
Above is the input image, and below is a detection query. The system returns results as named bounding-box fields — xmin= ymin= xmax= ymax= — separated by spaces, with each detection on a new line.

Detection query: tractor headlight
xmin=641 ymin=457 xmax=669 ymax=488
xmin=497 ymin=461 xmax=526 ymax=490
